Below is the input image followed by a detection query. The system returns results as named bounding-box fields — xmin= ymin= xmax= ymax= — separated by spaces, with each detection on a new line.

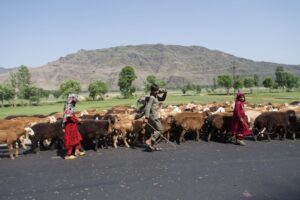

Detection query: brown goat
xmin=0 ymin=125 xmax=34 ymax=159
xmin=173 ymin=112 xmax=208 ymax=143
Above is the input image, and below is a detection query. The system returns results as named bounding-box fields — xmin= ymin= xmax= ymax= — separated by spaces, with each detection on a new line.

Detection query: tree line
xmin=217 ymin=67 xmax=299 ymax=94
xmin=0 ymin=65 xmax=299 ymax=107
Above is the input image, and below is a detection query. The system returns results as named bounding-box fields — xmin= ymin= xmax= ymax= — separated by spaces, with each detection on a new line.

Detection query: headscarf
xmin=235 ymin=91 xmax=245 ymax=103
xmin=62 ymin=94 xmax=78 ymax=125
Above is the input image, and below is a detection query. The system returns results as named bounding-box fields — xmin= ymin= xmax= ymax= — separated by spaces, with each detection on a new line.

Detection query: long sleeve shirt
xmin=145 ymin=93 xmax=167 ymax=120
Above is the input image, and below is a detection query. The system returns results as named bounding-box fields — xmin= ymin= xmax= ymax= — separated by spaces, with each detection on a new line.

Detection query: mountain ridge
xmin=0 ymin=44 xmax=299 ymax=90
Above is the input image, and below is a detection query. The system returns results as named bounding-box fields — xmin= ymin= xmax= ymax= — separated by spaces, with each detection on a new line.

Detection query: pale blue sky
xmin=0 ymin=0 xmax=299 ymax=68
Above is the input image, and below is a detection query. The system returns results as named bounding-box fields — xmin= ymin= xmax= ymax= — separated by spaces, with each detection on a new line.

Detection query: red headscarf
xmin=235 ymin=91 xmax=245 ymax=103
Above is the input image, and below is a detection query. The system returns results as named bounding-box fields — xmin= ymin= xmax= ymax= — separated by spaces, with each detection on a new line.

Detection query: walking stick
xmin=145 ymin=122 xmax=177 ymax=149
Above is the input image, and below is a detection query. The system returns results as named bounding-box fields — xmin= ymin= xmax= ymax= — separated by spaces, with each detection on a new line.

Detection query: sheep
xmin=78 ymin=119 xmax=113 ymax=151
xmin=253 ymin=110 xmax=297 ymax=141
xmin=27 ymin=120 xmax=64 ymax=153
xmin=202 ymin=113 xmax=233 ymax=142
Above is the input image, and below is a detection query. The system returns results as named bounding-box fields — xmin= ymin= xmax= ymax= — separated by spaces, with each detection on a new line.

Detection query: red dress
xmin=232 ymin=99 xmax=250 ymax=139
xmin=64 ymin=115 xmax=82 ymax=149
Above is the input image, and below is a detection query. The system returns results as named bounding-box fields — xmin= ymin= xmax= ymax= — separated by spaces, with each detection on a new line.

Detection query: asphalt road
xmin=0 ymin=139 xmax=300 ymax=200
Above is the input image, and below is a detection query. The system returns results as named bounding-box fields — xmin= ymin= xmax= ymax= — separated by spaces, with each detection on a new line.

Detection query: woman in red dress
xmin=62 ymin=94 xmax=85 ymax=159
xmin=232 ymin=91 xmax=251 ymax=145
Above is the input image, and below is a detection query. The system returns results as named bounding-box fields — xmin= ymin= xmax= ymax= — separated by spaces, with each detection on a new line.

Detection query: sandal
xmin=75 ymin=150 xmax=85 ymax=156
xmin=146 ymin=140 xmax=155 ymax=151
xmin=147 ymin=144 xmax=155 ymax=151
xmin=236 ymin=139 xmax=246 ymax=146
xmin=76 ymin=151 xmax=86 ymax=156
xmin=65 ymin=155 xmax=76 ymax=160
xmin=154 ymin=147 xmax=162 ymax=151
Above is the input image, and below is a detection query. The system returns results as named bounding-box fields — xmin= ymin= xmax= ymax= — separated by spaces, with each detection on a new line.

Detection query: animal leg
xmin=14 ymin=142 xmax=19 ymax=158
xmin=207 ymin=132 xmax=212 ymax=142
xmin=18 ymin=136 xmax=27 ymax=150
xmin=30 ymin=139 xmax=38 ymax=153
xmin=292 ymin=132 xmax=296 ymax=140
xmin=180 ymin=130 xmax=186 ymax=143
xmin=251 ymin=129 xmax=257 ymax=141
xmin=195 ymin=129 xmax=200 ymax=142
xmin=166 ymin=131 xmax=170 ymax=141
xmin=282 ymin=127 xmax=287 ymax=140
xmin=94 ymin=136 xmax=99 ymax=151
xmin=113 ymin=135 xmax=118 ymax=148
xmin=258 ymin=128 xmax=268 ymax=141
xmin=8 ymin=144 xmax=15 ymax=160
xmin=48 ymin=138 xmax=54 ymax=149
xmin=122 ymin=131 xmax=130 ymax=148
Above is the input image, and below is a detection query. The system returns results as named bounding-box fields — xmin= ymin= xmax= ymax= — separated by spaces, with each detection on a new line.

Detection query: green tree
xmin=59 ymin=80 xmax=81 ymax=98
xmin=14 ymin=65 xmax=32 ymax=99
xmin=16 ymin=65 xmax=31 ymax=89
xmin=144 ymin=75 xmax=156 ymax=93
xmin=233 ymin=76 xmax=243 ymax=90
xmin=52 ymin=90 xmax=62 ymax=99
xmin=20 ymin=85 xmax=41 ymax=105
xmin=118 ymin=66 xmax=137 ymax=98
xmin=181 ymin=85 xmax=187 ymax=94
xmin=144 ymin=75 xmax=166 ymax=93
xmin=186 ymin=83 xmax=194 ymax=91
xmin=186 ymin=84 xmax=202 ymax=94
xmin=1 ymin=83 xmax=16 ymax=106
xmin=8 ymin=72 xmax=18 ymax=106
xmin=146 ymin=75 xmax=156 ymax=84
xmin=243 ymin=77 xmax=255 ymax=93
xmin=180 ymin=83 xmax=197 ymax=95
xmin=217 ymin=75 xmax=232 ymax=94
xmin=275 ymin=66 xmax=287 ymax=90
xmin=253 ymin=74 xmax=259 ymax=87
xmin=156 ymin=79 xmax=166 ymax=88
xmin=194 ymin=85 xmax=202 ymax=94
xmin=38 ymin=88 xmax=50 ymax=99
xmin=9 ymin=72 xmax=17 ymax=90
xmin=262 ymin=77 xmax=273 ymax=92
xmin=286 ymin=72 xmax=299 ymax=91
xmin=88 ymin=80 xmax=108 ymax=100
xmin=0 ymin=84 xmax=3 ymax=106
xmin=212 ymin=77 xmax=217 ymax=91
xmin=274 ymin=66 xmax=299 ymax=91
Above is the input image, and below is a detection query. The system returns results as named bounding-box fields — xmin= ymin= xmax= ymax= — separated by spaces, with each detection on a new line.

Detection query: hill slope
xmin=0 ymin=44 xmax=299 ymax=90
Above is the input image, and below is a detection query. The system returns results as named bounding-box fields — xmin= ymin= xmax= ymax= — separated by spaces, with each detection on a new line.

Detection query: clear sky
xmin=0 ymin=0 xmax=299 ymax=68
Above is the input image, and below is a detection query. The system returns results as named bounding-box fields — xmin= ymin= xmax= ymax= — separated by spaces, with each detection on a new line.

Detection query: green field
xmin=0 ymin=90 xmax=299 ymax=119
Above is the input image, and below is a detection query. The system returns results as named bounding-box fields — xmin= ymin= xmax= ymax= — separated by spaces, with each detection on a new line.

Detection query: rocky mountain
xmin=0 ymin=44 xmax=299 ymax=90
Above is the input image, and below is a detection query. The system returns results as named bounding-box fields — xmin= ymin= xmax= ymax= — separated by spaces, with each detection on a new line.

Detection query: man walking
xmin=144 ymin=84 xmax=167 ymax=151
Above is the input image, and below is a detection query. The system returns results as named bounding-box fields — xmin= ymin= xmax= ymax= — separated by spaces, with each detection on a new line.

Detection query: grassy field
xmin=0 ymin=90 xmax=299 ymax=119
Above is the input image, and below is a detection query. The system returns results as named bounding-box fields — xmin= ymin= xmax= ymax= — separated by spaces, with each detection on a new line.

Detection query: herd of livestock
xmin=1 ymin=100 xmax=300 ymax=160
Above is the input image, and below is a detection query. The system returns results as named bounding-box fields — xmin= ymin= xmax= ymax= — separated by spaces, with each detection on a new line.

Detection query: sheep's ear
xmin=24 ymin=127 xmax=35 ymax=136
xmin=48 ymin=116 xmax=57 ymax=123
